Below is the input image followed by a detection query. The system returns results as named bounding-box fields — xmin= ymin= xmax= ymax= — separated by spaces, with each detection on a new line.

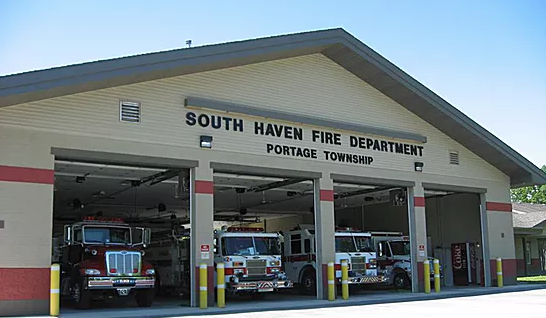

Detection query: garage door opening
xmin=211 ymin=170 xmax=317 ymax=303
xmin=52 ymin=159 xmax=193 ymax=310
xmin=424 ymin=189 xmax=485 ymax=288
xmin=333 ymin=181 xmax=416 ymax=294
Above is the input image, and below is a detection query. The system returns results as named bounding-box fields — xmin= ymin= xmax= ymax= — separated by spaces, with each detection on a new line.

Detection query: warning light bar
xmin=227 ymin=227 xmax=264 ymax=233
xmin=335 ymin=227 xmax=361 ymax=232
xmin=83 ymin=216 xmax=125 ymax=223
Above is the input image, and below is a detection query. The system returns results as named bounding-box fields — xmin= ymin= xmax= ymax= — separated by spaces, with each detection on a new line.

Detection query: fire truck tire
xmin=393 ymin=273 xmax=410 ymax=289
xmin=72 ymin=281 xmax=91 ymax=309
xmin=136 ymin=289 xmax=155 ymax=307
xmin=299 ymin=269 xmax=317 ymax=295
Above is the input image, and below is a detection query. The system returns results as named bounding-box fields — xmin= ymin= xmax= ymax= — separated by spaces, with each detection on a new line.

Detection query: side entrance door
xmin=538 ymin=239 xmax=546 ymax=274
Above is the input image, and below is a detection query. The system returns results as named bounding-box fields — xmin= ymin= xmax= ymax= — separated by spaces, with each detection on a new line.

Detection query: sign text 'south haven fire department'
xmin=185 ymin=111 xmax=425 ymax=165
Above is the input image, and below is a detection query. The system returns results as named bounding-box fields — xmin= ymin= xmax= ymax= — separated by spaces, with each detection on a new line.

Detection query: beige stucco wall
xmin=0 ymin=53 xmax=515 ymax=273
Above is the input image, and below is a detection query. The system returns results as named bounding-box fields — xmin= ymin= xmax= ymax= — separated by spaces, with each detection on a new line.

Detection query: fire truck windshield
xmin=390 ymin=241 xmax=411 ymax=256
xmin=222 ymin=236 xmax=280 ymax=256
xmin=83 ymin=226 xmax=131 ymax=245
xmin=354 ymin=236 xmax=374 ymax=252
xmin=335 ymin=236 xmax=357 ymax=252
xmin=335 ymin=236 xmax=374 ymax=253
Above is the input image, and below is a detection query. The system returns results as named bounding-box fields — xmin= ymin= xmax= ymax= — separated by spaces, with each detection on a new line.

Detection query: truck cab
xmin=372 ymin=232 xmax=440 ymax=289
xmin=57 ymin=216 xmax=155 ymax=309
xmin=214 ymin=226 xmax=293 ymax=296
xmin=283 ymin=224 xmax=386 ymax=295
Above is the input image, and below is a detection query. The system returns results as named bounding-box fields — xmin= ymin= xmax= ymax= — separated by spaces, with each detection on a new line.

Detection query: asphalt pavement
xmin=175 ymin=287 xmax=546 ymax=318
xmin=7 ymin=284 xmax=546 ymax=318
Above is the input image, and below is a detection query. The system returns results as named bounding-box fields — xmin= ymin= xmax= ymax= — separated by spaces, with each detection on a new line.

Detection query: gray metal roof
xmin=1 ymin=28 xmax=545 ymax=187
xmin=512 ymin=203 xmax=546 ymax=228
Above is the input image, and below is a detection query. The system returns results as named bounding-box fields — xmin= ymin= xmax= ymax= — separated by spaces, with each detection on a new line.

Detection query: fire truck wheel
xmin=393 ymin=273 xmax=410 ymax=289
xmin=299 ymin=269 xmax=317 ymax=295
xmin=72 ymin=281 xmax=91 ymax=309
xmin=136 ymin=289 xmax=155 ymax=307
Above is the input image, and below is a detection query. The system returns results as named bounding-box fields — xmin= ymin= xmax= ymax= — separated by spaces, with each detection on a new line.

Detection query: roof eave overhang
xmin=1 ymin=28 xmax=545 ymax=187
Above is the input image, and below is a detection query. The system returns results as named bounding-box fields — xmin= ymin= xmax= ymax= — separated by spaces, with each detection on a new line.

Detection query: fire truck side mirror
xmin=143 ymin=228 xmax=152 ymax=246
xmin=64 ymin=225 xmax=72 ymax=245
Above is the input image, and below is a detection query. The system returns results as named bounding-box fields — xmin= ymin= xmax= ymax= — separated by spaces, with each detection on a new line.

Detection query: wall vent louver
xmin=449 ymin=151 xmax=460 ymax=165
xmin=119 ymin=101 xmax=141 ymax=123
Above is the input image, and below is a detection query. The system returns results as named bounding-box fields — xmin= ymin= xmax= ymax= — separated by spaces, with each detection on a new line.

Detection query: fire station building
xmin=1 ymin=28 xmax=545 ymax=316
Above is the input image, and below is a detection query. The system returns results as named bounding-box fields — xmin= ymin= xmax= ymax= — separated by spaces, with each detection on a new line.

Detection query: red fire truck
xmin=57 ymin=216 xmax=156 ymax=309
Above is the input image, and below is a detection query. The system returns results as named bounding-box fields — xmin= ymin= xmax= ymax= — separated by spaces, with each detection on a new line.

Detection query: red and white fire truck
xmin=371 ymin=232 xmax=440 ymax=289
xmin=146 ymin=226 xmax=293 ymax=298
xmin=213 ymin=226 xmax=293 ymax=296
xmin=56 ymin=216 xmax=156 ymax=309
xmin=282 ymin=224 xmax=387 ymax=295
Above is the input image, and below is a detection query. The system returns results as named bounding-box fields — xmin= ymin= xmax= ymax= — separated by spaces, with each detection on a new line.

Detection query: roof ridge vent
xmin=120 ymin=100 xmax=141 ymax=123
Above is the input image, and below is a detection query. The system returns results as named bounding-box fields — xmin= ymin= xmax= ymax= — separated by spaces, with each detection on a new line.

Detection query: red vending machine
xmin=451 ymin=243 xmax=477 ymax=286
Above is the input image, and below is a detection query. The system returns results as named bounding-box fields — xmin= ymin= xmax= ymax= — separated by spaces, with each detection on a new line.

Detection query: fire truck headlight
xmin=270 ymin=261 xmax=280 ymax=266
xmin=146 ymin=269 xmax=155 ymax=275
xmin=233 ymin=269 xmax=245 ymax=275
xmin=270 ymin=268 xmax=280 ymax=273
xmin=84 ymin=269 xmax=101 ymax=276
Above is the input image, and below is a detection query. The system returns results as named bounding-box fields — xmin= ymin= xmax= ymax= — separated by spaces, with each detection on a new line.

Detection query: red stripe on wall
xmin=417 ymin=261 xmax=424 ymax=285
xmin=195 ymin=180 xmax=214 ymax=194
xmin=0 ymin=268 xmax=49 ymax=300
xmin=414 ymin=196 xmax=426 ymax=207
xmin=320 ymin=190 xmax=334 ymax=202
xmin=490 ymin=259 xmax=517 ymax=278
xmin=0 ymin=166 xmax=54 ymax=185
xmin=486 ymin=202 xmax=512 ymax=212
xmin=321 ymin=263 xmax=328 ymax=298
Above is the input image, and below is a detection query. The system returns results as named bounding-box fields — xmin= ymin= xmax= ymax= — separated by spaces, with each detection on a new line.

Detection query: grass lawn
xmin=517 ymin=276 xmax=546 ymax=283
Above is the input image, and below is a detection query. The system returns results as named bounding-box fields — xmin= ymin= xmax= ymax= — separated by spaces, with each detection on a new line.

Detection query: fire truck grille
xmin=106 ymin=251 xmax=141 ymax=275
xmin=351 ymin=257 xmax=367 ymax=273
xmin=246 ymin=259 xmax=267 ymax=276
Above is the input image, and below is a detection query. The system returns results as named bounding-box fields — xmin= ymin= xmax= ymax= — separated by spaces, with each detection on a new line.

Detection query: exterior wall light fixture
xmin=414 ymin=162 xmax=424 ymax=172
xmin=200 ymin=135 xmax=213 ymax=148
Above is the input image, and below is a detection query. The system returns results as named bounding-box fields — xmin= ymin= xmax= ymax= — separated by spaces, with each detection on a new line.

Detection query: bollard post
xmin=433 ymin=259 xmax=441 ymax=293
xmin=341 ymin=260 xmax=349 ymax=300
xmin=423 ymin=260 xmax=431 ymax=294
xmin=496 ymin=258 xmax=503 ymax=288
xmin=50 ymin=264 xmax=60 ymax=316
xmin=327 ymin=262 xmax=335 ymax=301
xmin=199 ymin=263 xmax=207 ymax=309
xmin=217 ymin=263 xmax=225 ymax=308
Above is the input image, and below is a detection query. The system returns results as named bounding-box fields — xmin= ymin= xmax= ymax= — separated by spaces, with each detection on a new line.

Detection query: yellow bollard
xmin=341 ymin=260 xmax=349 ymax=300
xmin=496 ymin=258 xmax=503 ymax=288
xmin=217 ymin=263 xmax=225 ymax=308
xmin=433 ymin=259 xmax=441 ymax=293
xmin=199 ymin=263 xmax=207 ymax=309
xmin=50 ymin=263 xmax=60 ymax=316
xmin=423 ymin=260 xmax=431 ymax=294
xmin=327 ymin=262 xmax=335 ymax=301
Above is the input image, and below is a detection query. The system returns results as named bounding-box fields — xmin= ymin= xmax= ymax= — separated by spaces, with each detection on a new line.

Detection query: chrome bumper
xmin=229 ymin=279 xmax=294 ymax=292
xmin=339 ymin=275 xmax=388 ymax=285
xmin=86 ymin=276 xmax=155 ymax=290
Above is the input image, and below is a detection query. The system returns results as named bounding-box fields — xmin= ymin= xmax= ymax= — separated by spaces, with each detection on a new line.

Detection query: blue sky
xmin=1 ymin=0 xmax=545 ymax=167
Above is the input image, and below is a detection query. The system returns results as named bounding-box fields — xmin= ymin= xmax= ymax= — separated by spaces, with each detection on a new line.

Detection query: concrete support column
xmin=480 ymin=192 xmax=515 ymax=285
xmin=479 ymin=193 xmax=492 ymax=287
xmin=189 ymin=162 xmax=215 ymax=307
xmin=313 ymin=175 xmax=335 ymax=300
xmin=408 ymin=183 xmax=428 ymax=292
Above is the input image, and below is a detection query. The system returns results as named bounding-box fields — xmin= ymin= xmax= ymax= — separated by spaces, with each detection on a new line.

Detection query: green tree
xmin=511 ymin=165 xmax=546 ymax=204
